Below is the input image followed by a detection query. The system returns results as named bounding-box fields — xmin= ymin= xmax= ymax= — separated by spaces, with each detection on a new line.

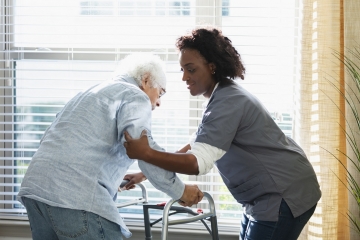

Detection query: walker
xmin=117 ymin=181 xmax=219 ymax=240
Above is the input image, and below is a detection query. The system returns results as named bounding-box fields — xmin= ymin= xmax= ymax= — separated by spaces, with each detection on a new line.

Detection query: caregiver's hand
xmin=124 ymin=130 xmax=151 ymax=160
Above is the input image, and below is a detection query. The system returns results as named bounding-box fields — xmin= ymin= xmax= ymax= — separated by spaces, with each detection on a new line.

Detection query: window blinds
xmin=0 ymin=0 xmax=302 ymax=229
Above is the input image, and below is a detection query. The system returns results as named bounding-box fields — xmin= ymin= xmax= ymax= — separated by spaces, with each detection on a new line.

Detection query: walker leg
xmin=143 ymin=206 xmax=152 ymax=240
xmin=210 ymin=216 xmax=219 ymax=240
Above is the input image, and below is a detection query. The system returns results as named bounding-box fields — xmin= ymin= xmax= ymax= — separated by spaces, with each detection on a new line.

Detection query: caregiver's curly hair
xmin=175 ymin=26 xmax=246 ymax=82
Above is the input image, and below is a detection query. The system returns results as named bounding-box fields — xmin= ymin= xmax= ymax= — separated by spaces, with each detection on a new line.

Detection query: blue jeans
xmin=240 ymin=199 xmax=317 ymax=240
xmin=22 ymin=197 xmax=123 ymax=240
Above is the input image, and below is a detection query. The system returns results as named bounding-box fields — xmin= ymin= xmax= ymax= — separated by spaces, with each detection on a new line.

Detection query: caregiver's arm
xmin=124 ymin=131 xmax=199 ymax=175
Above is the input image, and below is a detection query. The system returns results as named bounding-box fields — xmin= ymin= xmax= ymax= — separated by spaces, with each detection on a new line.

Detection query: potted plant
xmin=325 ymin=47 xmax=360 ymax=235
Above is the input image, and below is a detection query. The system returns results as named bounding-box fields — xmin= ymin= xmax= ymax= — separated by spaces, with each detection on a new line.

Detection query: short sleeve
xmin=195 ymin=94 xmax=242 ymax=151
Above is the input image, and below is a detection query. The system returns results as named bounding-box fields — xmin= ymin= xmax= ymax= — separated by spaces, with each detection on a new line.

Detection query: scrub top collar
xmin=202 ymin=82 xmax=219 ymax=109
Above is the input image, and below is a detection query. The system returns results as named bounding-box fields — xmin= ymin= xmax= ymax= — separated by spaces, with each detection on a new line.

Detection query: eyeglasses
xmin=159 ymin=88 xmax=166 ymax=98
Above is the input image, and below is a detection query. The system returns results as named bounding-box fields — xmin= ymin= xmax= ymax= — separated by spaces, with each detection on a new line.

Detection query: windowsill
xmin=0 ymin=214 xmax=239 ymax=238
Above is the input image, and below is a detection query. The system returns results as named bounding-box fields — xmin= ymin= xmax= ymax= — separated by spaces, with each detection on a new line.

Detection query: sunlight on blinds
xmin=1 ymin=0 xmax=302 ymax=229
xmin=14 ymin=0 xmax=196 ymax=48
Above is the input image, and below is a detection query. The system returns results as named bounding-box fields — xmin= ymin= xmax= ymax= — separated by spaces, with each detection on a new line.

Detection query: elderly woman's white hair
xmin=114 ymin=53 xmax=166 ymax=89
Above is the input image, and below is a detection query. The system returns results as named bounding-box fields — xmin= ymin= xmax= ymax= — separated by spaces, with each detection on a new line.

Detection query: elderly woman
xmin=124 ymin=27 xmax=321 ymax=240
xmin=17 ymin=53 xmax=203 ymax=240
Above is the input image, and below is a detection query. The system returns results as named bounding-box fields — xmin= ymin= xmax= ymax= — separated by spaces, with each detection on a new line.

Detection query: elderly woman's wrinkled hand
xmin=178 ymin=184 xmax=204 ymax=207
xmin=119 ymin=172 xmax=147 ymax=191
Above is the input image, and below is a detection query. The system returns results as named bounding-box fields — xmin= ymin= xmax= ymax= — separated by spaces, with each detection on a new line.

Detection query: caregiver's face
xmin=179 ymin=48 xmax=216 ymax=98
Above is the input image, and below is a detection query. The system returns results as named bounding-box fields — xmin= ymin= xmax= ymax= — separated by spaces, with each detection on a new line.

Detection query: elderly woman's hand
xmin=119 ymin=172 xmax=147 ymax=191
xmin=178 ymin=184 xmax=204 ymax=207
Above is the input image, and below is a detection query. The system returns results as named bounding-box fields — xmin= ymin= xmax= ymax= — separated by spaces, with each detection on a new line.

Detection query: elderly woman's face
xmin=146 ymin=87 xmax=163 ymax=110
xmin=179 ymin=48 xmax=216 ymax=98
xmin=141 ymin=78 xmax=166 ymax=110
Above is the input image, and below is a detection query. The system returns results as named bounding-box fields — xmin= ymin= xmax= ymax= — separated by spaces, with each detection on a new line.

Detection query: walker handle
xmin=161 ymin=192 xmax=216 ymax=240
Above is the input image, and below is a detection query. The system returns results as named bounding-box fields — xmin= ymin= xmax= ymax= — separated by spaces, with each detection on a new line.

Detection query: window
xmin=222 ymin=0 xmax=230 ymax=16
xmin=0 ymin=0 xmax=302 ymax=230
xmin=79 ymin=0 xmax=194 ymax=17
xmin=80 ymin=1 xmax=114 ymax=15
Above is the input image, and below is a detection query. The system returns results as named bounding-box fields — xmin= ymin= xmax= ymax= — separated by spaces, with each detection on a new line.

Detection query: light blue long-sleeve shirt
xmin=17 ymin=75 xmax=185 ymax=238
